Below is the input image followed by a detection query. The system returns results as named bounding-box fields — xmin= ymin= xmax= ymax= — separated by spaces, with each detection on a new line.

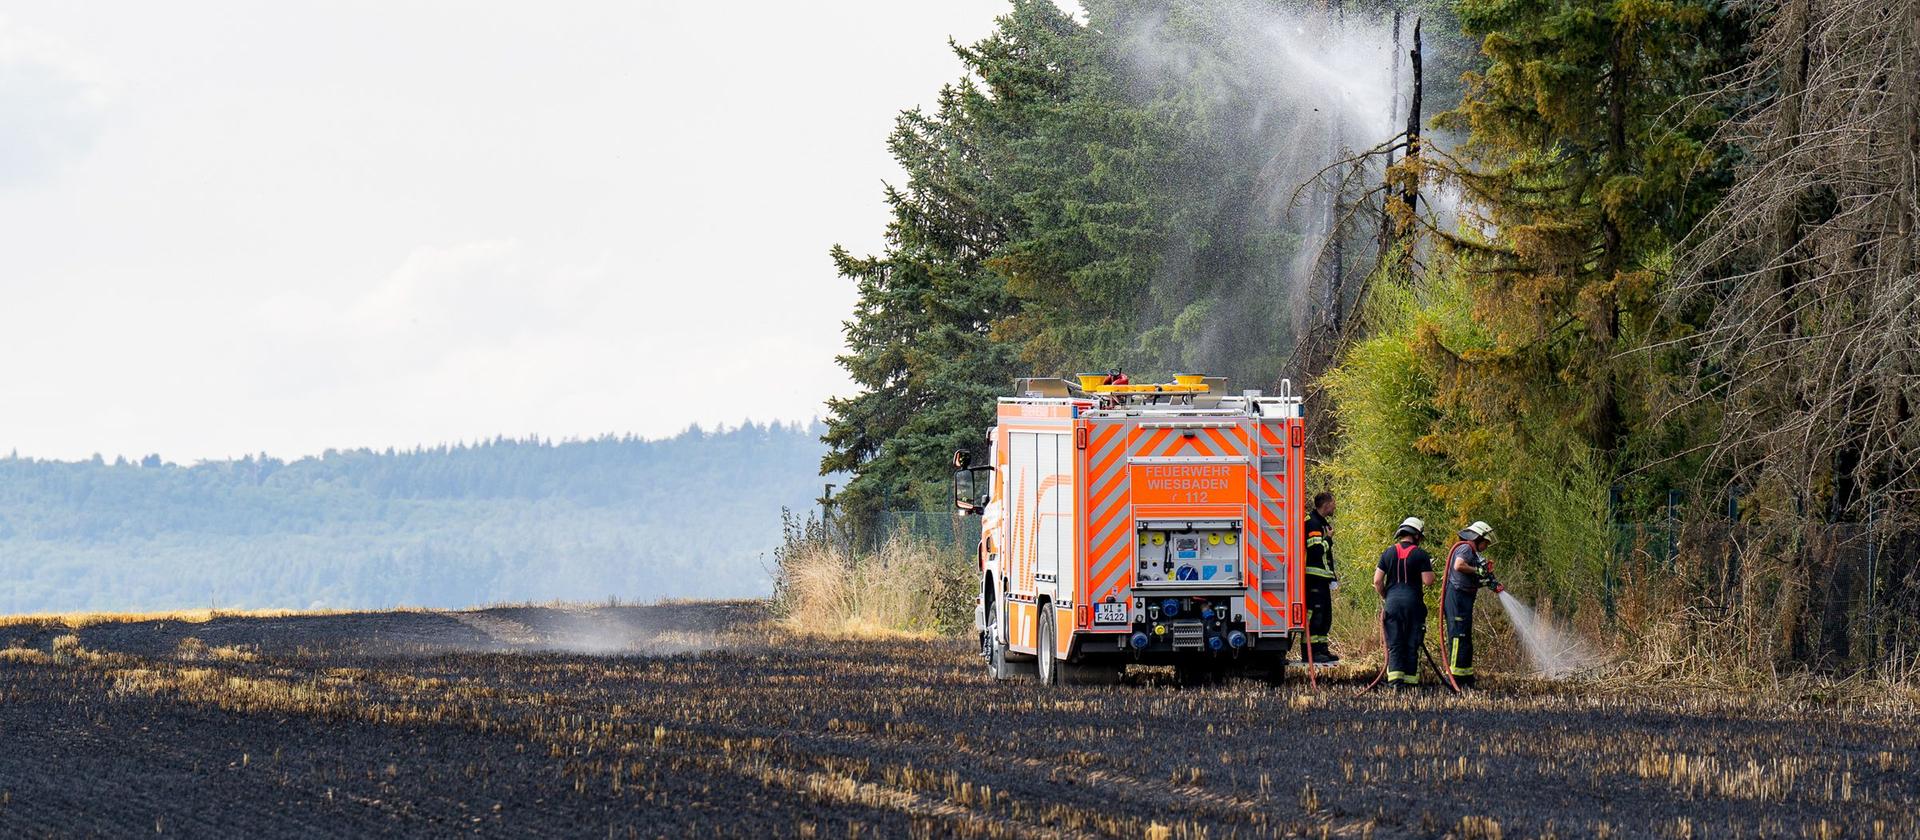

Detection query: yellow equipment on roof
xmin=1074 ymin=372 xmax=1211 ymax=394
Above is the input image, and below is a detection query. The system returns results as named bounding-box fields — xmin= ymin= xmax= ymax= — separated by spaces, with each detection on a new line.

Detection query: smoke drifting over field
xmin=449 ymin=606 xmax=732 ymax=656
xmin=1098 ymin=0 xmax=1408 ymax=380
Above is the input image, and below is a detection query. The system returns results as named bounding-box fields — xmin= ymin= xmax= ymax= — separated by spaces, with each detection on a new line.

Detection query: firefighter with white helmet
xmin=1372 ymin=516 xmax=1434 ymax=688
xmin=1443 ymin=520 xmax=1503 ymax=689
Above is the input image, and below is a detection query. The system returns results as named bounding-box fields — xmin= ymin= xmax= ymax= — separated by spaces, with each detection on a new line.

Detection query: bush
xmin=1321 ymin=267 xmax=1612 ymax=622
xmin=770 ymin=511 xmax=974 ymax=637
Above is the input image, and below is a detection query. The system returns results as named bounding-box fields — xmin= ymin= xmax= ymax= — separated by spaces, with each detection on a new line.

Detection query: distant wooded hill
xmin=0 ymin=423 xmax=826 ymax=614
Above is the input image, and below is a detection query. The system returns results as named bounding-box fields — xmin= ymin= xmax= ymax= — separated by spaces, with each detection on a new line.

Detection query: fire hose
xmin=1358 ymin=608 xmax=1389 ymax=694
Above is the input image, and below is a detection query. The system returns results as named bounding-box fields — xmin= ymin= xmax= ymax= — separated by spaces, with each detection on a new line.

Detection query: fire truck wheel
xmin=1036 ymin=609 xmax=1058 ymax=686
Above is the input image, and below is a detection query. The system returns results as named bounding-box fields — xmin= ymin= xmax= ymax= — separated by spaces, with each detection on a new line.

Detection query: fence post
xmin=1605 ymin=483 xmax=1622 ymax=619
xmin=1725 ymin=486 xmax=1743 ymax=611
xmin=1666 ymin=489 xmax=1682 ymax=570
xmin=1865 ymin=497 xmax=1880 ymax=662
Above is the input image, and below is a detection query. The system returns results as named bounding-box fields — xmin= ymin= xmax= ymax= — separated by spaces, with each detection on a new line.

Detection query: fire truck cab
xmin=955 ymin=374 xmax=1307 ymax=684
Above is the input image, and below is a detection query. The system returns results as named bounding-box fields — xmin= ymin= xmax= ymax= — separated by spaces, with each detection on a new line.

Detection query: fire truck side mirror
xmin=953 ymin=465 xmax=993 ymax=515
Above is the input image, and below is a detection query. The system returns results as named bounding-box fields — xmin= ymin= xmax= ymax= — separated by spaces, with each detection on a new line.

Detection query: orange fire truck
xmin=954 ymin=374 xmax=1307 ymax=684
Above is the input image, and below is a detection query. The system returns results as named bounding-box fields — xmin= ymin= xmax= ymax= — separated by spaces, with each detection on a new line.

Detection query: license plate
xmin=1094 ymin=602 xmax=1129 ymax=624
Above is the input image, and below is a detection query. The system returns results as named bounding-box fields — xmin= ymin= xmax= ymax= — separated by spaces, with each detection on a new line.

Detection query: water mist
xmin=1497 ymin=591 xmax=1602 ymax=678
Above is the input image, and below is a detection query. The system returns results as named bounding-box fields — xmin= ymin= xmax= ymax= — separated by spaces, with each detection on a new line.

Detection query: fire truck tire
xmin=1035 ymin=610 xmax=1058 ymax=686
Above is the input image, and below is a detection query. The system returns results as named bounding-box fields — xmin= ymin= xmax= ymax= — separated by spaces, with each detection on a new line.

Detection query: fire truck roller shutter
xmin=1012 ymin=431 xmax=1075 ymax=606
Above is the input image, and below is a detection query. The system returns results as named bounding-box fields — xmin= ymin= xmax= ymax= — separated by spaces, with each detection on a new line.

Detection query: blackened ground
xmin=0 ymin=603 xmax=1912 ymax=838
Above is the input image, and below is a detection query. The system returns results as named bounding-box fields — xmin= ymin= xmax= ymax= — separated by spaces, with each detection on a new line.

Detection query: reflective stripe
xmin=1449 ymin=639 xmax=1473 ymax=675
xmin=1306 ymin=567 xmax=1338 ymax=578
xmin=1400 ymin=674 xmax=1419 ymax=685
xmin=1310 ymin=635 xmax=1329 ymax=643
xmin=1387 ymin=670 xmax=1406 ymax=681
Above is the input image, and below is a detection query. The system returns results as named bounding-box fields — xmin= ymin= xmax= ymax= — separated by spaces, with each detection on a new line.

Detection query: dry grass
xmin=775 ymin=532 xmax=970 ymax=639
xmin=0 ymin=607 xmax=349 ymax=630
xmin=0 ymin=601 xmax=656 ymax=631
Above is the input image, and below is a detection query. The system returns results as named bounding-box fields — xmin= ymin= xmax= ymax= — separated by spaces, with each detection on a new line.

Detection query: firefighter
xmin=1443 ymin=520 xmax=1502 ymax=689
xmin=1372 ymin=517 xmax=1434 ymax=688
xmin=1299 ymin=491 xmax=1339 ymax=664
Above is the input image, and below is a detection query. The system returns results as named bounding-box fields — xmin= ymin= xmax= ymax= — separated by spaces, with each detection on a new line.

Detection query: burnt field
xmin=0 ymin=603 xmax=1913 ymax=838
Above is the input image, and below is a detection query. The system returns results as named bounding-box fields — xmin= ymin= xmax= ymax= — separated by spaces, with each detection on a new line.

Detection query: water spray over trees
xmin=825 ymin=0 xmax=1920 ymax=685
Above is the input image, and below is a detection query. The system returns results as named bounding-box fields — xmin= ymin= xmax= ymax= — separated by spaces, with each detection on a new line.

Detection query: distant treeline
xmin=0 ymin=423 xmax=828 ymax=614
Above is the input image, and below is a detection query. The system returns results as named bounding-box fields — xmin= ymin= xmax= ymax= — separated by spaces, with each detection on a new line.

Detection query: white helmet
xmin=1395 ymin=516 xmax=1426 ymax=539
xmin=1459 ymin=520 xmax=1495 ymax=543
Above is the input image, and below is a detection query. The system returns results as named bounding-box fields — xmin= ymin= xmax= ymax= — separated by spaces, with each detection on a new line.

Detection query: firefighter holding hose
xmin=1372 ymin=517 xmax=1434 ymax=689
xmin=1443 ymin=520 xmax=1502 ymax=689
xmin=1300 ymin=491 xmax=1339 ymax=665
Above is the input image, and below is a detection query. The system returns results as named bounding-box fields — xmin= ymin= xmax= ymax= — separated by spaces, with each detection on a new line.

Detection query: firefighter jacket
xmin=1304 ymin=510 xmax=1336 ymax=584
xmin=1446 ymin=541 xmax=1494 ymax=593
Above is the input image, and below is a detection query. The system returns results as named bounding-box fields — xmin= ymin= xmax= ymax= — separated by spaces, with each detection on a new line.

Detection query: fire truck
xmin=953 ymin=374 xmax=1307 ymax=684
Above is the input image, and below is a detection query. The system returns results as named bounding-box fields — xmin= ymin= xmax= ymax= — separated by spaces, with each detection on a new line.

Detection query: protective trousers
xmin=1301 ymin=580 xmax=1333 ymax=660
xmin=1381 ymin=586 xmax=1425 ymax=685
xmin=1444 ymin=588 xmax=1476 ymax=684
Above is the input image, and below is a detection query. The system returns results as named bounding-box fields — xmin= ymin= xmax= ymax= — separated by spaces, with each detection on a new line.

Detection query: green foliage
xmin=1324 ymin=259 xmax=1610 ymax=612
xmin=1432 ymin=0 xmax=1741 ymax=460
xmin=820 ymin=1 xmax=1067 ymax=521
xmin=0 ymin=424 xmax=828 ymax=613
xmin=1318 ymin=0 xmax=1742 ymax=617
xmin=825 ymin=0 xmax=1485 ymax=518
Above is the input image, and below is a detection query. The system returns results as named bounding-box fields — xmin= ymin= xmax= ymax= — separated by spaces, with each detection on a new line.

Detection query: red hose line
xmin=1359 ymin=607 xmax=1388 ymax=694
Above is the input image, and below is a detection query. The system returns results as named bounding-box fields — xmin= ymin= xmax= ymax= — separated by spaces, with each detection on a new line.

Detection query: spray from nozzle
xmin=1496 ymin=591 xmax=1601 ymax=679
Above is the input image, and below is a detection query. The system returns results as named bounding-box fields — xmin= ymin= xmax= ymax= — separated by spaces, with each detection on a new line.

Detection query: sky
xmin=0 ymin=1 xmax=1044 ymax=463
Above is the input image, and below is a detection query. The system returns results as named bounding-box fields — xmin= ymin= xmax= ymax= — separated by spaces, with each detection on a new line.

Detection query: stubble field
xmin=0 ymin=602 xmax=1912 ymax=838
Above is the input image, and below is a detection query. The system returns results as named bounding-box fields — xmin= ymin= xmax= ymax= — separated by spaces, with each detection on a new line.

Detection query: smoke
xmin=445 ymin=605 xmax=735 ymax=656
xmin=1497 ymin=591 xmax=1604 ymax=679
xmin=1096 ymin=0 xmax=1411 ymax=384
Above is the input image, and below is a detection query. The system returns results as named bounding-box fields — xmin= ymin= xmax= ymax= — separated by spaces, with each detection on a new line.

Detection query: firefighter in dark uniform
xmin=1300 ymin=491 xmax=1340 ymax=664
xmin=1443 ymin=520 xmax=1502 ymax=689
xmin=1372 ymin=517 xmax=1434 ymax=688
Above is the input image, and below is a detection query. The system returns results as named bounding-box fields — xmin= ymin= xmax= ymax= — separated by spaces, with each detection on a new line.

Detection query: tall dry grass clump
xmin=772 ymin=515 xmax=972 ymax=638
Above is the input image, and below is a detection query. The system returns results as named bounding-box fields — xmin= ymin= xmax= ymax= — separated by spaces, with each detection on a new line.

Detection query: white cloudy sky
xmin=0 ymin=1 xmax=1041 ymax=462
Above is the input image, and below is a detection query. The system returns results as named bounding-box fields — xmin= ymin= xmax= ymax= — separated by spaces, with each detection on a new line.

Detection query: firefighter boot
xmin=1310 ymin=642 xmax=1340 ymax=664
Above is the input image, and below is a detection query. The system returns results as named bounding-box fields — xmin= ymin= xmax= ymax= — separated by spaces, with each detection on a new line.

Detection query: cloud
xmin=0 ymin=15 xmax=112 ymax=189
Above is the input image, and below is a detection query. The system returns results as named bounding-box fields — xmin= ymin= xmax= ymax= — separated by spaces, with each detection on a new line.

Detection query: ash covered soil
xmin=0 ymin=603 xmax=1913 ymax=839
